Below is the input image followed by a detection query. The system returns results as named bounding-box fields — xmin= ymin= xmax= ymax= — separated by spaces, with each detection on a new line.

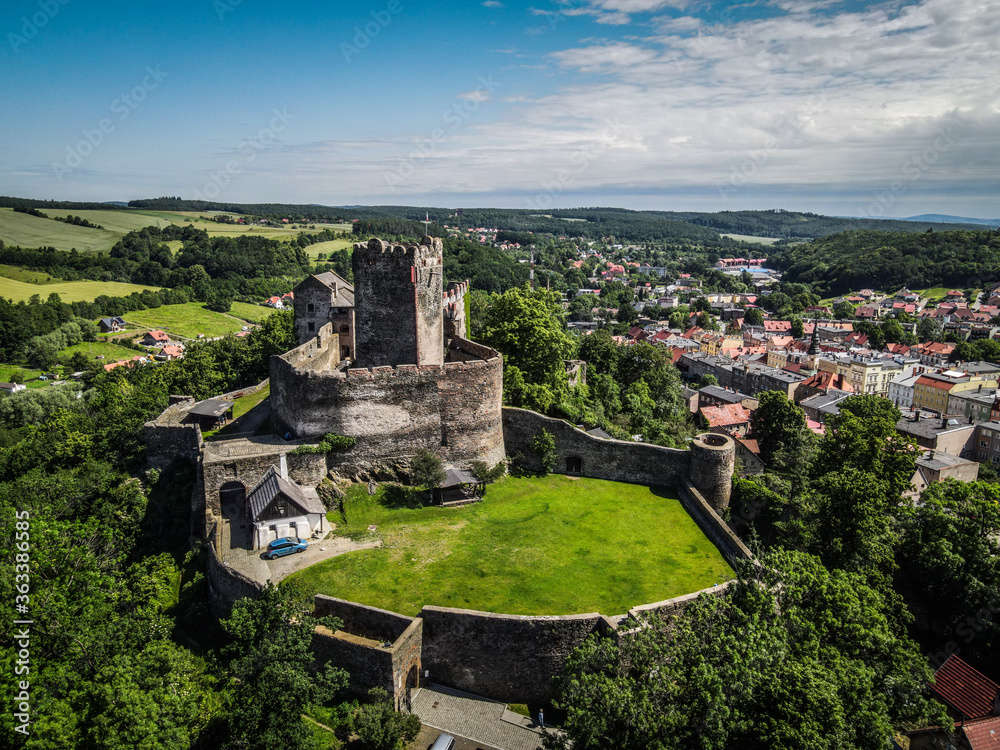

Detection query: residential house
xmin=0 ymin=382 xmax=26 ymax=396
xmin=929 ymin=655 xmax=1000 ymax=723
xmin=896 ymin=412 xmax=977 ymax=459
xmin=908 ymin=450 xmax=979 ymax=497
xmin=949 ymin=386 xmax=999 ymax=423
xmin=247 ymin=462 xmax=328 ymax=549
xmin=697 ymin=385 xmax=759 ymax=410
xmin=735 ymin=438 xmax=765 ymax=475
xmin=800 ymin=389 xmax=853 ymax=423
xmin=266 ymin=296 xmax=284 ymax=309
xmin=141 ymin=329 xmax=171 ymax=347
xmin=699 ymin=404 xmax=751 ymax=437
xmin=155 ymin=344 xmax=185 ymax=361
xmin=98 ymin=316 xmax=126 ymax=333
xmin=794 ymin=370 xmax=853 ymax=403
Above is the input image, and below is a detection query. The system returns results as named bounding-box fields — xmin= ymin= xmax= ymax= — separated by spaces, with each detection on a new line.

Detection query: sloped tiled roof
xmin=964 ymin=716 xmax=1000 ymax=749
xmin=930 ymin=655 xmax=999 ymax=720
xmin=248 ymin=465 xmax=325 ymax=521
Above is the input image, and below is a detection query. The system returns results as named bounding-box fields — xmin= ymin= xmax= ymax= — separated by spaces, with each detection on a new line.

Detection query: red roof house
xmin=930 ymin=655 xmax=1000 ymax=720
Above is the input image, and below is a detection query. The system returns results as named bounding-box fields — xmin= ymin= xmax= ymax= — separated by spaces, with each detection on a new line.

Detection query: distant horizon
xmin=5 ymin=193 xmax=998 ymax=224
xmin=3 ymin=0 xmax=997 ymax=219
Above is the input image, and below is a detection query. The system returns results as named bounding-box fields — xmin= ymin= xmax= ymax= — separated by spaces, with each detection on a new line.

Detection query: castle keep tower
xmin=352 ymin=237 xmax=444 ymax=369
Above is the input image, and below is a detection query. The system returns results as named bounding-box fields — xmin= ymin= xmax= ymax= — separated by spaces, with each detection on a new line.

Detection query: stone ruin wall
xmin=352 ymin=238 xmax=444 ymax=369
xmin=269 ymin=337 xmax=506 ymax=474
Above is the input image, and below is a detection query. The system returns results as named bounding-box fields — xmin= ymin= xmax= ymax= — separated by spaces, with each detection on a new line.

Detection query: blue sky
xmin=1 ymin=0 xmax=997 ymax=217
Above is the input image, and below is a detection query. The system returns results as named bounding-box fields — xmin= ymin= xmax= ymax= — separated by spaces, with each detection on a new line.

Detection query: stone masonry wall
xmin=270 ymin=341 xmax=505 ymax=472
xmin=143 ymin=398 xmax=203 ymax=471
xmin=419 ymin=607 xmax=612 ymax=705
xmin=352 ymin=239 xmax=420 ymax=368
xmin=502 ymin=407 xmax=692 ymax=486
xmin=314 ymin=595 xmax=415 ymax=643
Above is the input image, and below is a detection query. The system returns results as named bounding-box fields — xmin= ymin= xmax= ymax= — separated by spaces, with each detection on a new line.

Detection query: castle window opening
xmin=341 ymin=346 xmax=351 ymax=359
xmin=307 ymin=303 xmax=315 ymax=314
xmin=308 ymin=322 xmax=316 ymax=333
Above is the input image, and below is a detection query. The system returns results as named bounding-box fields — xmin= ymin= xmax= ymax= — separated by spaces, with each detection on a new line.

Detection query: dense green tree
xmin=899 ymin=480 xmax=1000 ymax=655
xmin=749 ymin=392 xmax=806 ymax=465
xmin=477 ymin=285 xmax=576 ymax=407
xmin=743 ymin=307 xmax=764 ymax=326
xmin=547 ymin=550 xmax=948 ymax=750
xmin=354 ymin=688 xmax=422 ymax=750
xmin=410 ymin=449 xmax=446 ymax=496
xmin=221 ymin=584 xmax=349 ymax=750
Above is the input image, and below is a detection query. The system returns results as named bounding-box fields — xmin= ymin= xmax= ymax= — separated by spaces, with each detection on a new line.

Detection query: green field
xmin=44 ymin=209 xmax=172 ymax=235
xmin=0 ymin=208 xmax=123 ymax=253
xmin=123 ymin=302 xmax=247 ymax=339
xmin=228 ymin=301 xmax=276 ymax=324
xmin=0 ymin=364 xmax=44 ymax=388
xmin=0 ymin=276 xmax=163 ymax=303
xmin=1 ymin=207 xmax=353 ymax=254
xmin=61 ymin=340 xmax=141 ymax=363
xmin=720 ymin=233 xmax=782 ymax=245
xmin=288 ymin=475 xmax=733 ymax=616
xmin=0 ymin=264 xmax=58 ymax=284
xmin=303 ymin=238 xmax=353 ymax=259
xmin=914 ymin=287 xmax=972 ymax=301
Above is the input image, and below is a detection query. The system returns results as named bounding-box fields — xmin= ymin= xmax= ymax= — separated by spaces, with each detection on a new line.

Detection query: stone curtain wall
xmin=270 ymin=341 xmax=506 ymax=472
xmin=502 ymin=407 xmax=735 ymax=511
xmin=311 ymin=596 xmax=424 ymax=710
xmin=314 ymin=595 xmax=415 ymax=643
xmin=502 ymin=407 xmax=693 ymax=487
xmin=143 ymin=398 xmax=204 ymax=471
xmin=418 ymin=607 xmax=615 ymax=705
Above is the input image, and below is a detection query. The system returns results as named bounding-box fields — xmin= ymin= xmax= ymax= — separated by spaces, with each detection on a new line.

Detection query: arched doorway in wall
xmin=219 ymin=481 xmax=248 ymax=549
xmin=404 ymin=664 xmax=420 ymax=711
xmin=566 ymin=456 xmax=583 ymax=475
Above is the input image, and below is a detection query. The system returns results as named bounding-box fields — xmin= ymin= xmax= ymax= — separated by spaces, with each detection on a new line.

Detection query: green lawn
xmin=0 ymin=276 xmax=164 ymax=303
xmin=228 ymin=301 xmax=276 ymax=324
xmin=60 ymin=340 xmax=140 ymax=363
xmin=288 ymin=475 xmax=733 ymax=617
xmin=303 ymin=238 xmax=353 ymax=259
xmin=123 ymin=302 xmax=247 ymax=339
xmin=0 ymin=364 xmax=44 ymax=387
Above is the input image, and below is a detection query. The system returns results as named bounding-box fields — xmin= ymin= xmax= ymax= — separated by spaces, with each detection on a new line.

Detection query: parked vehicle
xmin=430 ymin=733 xmax=456 ymax=750
xmin=264 ymin=537 xmax=307 ymax=559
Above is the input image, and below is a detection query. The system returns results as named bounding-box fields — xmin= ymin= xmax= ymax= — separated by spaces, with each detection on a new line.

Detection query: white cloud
xmin=483 ymin=1 xmax=504 ymax=7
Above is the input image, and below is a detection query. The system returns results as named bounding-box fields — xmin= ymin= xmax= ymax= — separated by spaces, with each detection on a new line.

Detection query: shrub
xmin=530 ymin=429 xmax=558 ymax=474
xmin=290 ymin=432 xmax=356 ymax=455
xmin=470 ymin=459 xmax=507 ymax=484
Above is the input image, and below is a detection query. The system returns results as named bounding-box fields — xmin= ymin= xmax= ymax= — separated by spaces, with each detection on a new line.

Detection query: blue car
xmin=265 ymin=536 xmax=308 ymax=559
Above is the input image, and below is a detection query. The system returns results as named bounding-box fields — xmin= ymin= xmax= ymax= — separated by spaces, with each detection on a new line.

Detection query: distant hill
xmin=905 ymin=214 xmax=1000 ymax=227
xmin=0 ymin=196 xmax=989 ymax=245
xmin=769 ymin=228 xmax=1000 ymax=296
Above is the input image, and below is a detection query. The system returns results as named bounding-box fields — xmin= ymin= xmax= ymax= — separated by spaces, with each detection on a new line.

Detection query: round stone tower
xmin=689 ymin=433 xmax=736 ymax=513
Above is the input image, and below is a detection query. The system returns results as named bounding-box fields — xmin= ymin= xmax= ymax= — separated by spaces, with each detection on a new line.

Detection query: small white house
xmin=0 ymin=383 xmax=27 ymax=396
xmin=247 ymin=461 xmax=327 ymax=549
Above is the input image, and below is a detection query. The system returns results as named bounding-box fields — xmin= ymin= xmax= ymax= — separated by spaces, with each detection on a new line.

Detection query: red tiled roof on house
xmin=146 ymin=329 xmax=170 ymax=342
xmin=930 ymin=655 xmax=1000 ymax=720
xmin=917 ymin=375 xmax=956 ymax=391
xmin=964 ymin=715 xmax=1000 ymax=749
xmin=700 ymin=403 xmax=751 ymax=428
xmin=736 ymin=438 xmax=760 ymax=455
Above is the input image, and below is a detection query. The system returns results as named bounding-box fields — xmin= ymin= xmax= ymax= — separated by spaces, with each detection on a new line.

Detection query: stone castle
xmin=272 ymin=236 xmax=505 ymax=474
xmin=144 ymin=235 xmax=742 ymax=710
